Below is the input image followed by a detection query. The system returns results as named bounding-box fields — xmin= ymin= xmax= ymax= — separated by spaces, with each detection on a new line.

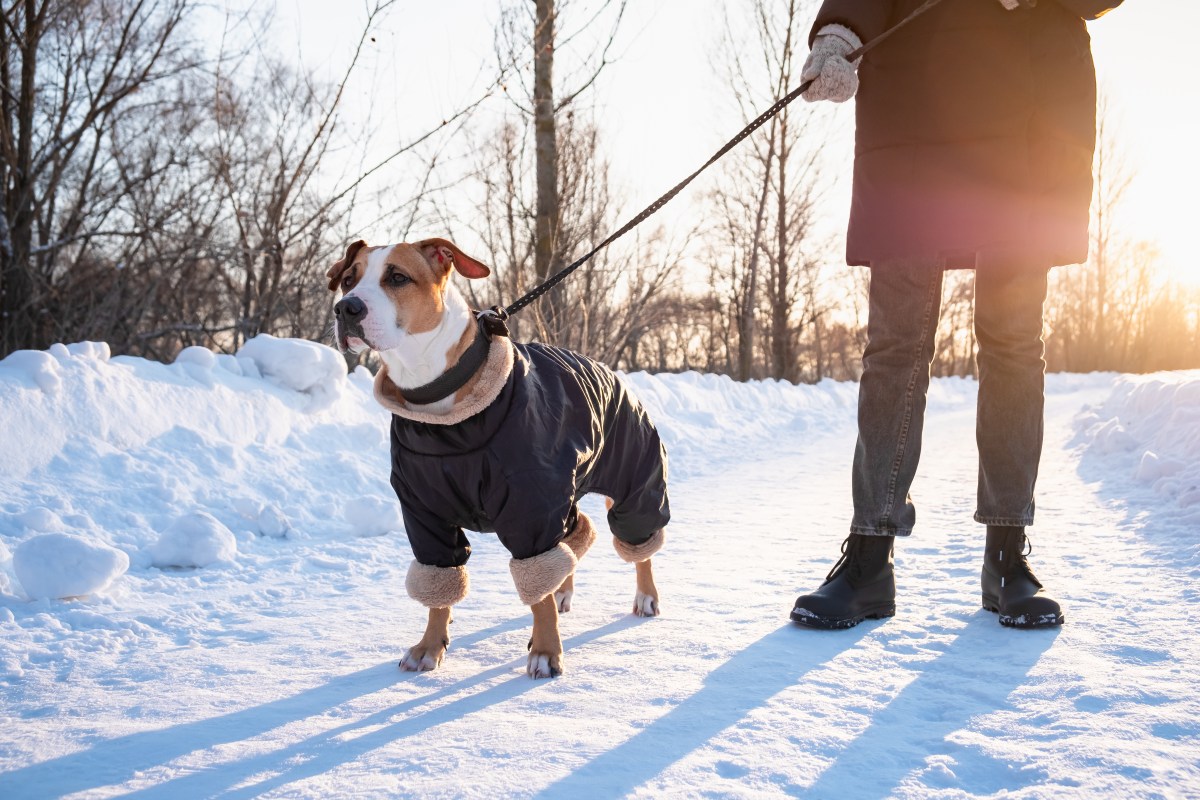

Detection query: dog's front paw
xmin=527 ymin=651 xmax=563 ymax=679
xmin=633 ymin=591 xmax=660 ymax=618
xmin=400 ymin=643 xmax=446 ymax=672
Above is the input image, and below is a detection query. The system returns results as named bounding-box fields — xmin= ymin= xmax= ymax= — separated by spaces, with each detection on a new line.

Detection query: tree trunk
xmin=770 ymin=110 xmax=791 ymax=381
xmin=738 ymin=131 xmax=776 ymax=382
xmin=533 ymin=0 xmax=562 ymax=341
xmin=0 ymin=1 xmax=43 ymax=354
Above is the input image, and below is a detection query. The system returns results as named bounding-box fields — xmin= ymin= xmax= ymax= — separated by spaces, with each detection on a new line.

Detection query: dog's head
xmin=326 ymin=238 xmax=491 ymax=354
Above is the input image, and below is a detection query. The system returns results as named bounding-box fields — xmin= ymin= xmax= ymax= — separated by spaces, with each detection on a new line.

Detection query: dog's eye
xmin=341 ymin=272 xmax=354 ymax=289
xmin=388 ymin=271 xmax=411 ymax=286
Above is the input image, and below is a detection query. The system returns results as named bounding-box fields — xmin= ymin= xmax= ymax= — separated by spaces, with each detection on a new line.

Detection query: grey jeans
xmin=850 ymin=257 xmax=1049 ymax=537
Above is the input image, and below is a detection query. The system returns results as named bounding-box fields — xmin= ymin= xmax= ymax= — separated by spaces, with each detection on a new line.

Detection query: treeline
xmin=2 ymin=0 xmax=1196 ymax=380
xmin=0 ymin=0 xmax=405 ymax=362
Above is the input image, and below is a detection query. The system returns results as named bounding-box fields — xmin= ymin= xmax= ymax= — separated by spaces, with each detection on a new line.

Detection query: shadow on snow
xmin=2 ymin=614 xmax=533 ymax=799
xmin=6 ymin=611 xmax=1058 ymax=798
xmin=534 ymin=615 xmax=1056 ymax=798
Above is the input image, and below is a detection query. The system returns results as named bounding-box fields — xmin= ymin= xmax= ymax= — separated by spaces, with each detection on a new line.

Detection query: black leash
xmin=402 ymin=0 xmax=947 ymax=406
xmin=479 ymin=0 xmax=948 ymax=332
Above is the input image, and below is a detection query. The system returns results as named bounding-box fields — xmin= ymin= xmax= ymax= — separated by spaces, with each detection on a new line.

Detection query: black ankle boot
xmin=791 ymin=533 xmax=896 ymax=629
xmin=981 ymin=526 xmax=1064 ymax=629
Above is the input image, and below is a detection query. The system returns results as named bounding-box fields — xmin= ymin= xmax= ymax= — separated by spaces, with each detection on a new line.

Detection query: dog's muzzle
xmin=334 ymin=295 xmax=369 ymax=350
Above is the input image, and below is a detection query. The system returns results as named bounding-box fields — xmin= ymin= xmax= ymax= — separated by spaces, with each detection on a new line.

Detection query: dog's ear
xmin=327 ymin=240 xmax=368 ymax=292
xmin=416 ymin=237 xmax=491 ymax=280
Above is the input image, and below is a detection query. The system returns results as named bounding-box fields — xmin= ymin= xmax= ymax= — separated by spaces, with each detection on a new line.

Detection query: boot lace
xmin=825 ymin=535 xmax=885 ymax=586
xmin=998 ymin=533 xmax=1043 ymax=589
xmin=825 ymin=537 xmax=855 ymax=583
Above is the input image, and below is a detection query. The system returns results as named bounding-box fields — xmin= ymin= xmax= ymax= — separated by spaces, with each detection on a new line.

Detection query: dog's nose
xmin=334 ymin=296 xmax=367 ymax=322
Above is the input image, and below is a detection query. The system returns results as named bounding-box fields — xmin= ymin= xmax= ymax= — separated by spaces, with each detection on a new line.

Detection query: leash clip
xmin=475 ymin=305 xmax=510 ymax=339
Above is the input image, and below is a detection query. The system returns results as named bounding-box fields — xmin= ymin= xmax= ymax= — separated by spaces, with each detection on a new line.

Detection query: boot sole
xmin=790 ymin=603 xmax=896 ymax=630
xmin=982 ymin=595 xmax=1065 ymax=629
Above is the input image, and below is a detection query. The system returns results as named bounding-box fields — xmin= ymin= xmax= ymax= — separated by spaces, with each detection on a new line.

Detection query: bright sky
xmin=271 ymin=0 xmax=1198 ymax=286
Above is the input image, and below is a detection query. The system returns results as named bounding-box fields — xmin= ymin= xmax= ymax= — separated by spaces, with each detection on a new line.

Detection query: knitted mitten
xmin=801 ymin=24 xmax=864 ymax=104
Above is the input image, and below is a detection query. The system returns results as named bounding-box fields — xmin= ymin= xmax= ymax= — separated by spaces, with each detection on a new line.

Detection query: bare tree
xmin=190 ymin=2 xmax=412 ymax=353
xmin=465 ymin=105 xmax=684 ymax=364
xmin=490 ymin=0 xmax=628 ymax=346
xmin=1135 ymin=275 xmax=1200 ymax=372
xmin=1048 ymin=95 xmax=1136 ymax=372
xmin=1043 ymin=95 xmax=1176 ymax=374
xmin=0 ymin=0 xmax=524 ymax=361
xmin=705 ymin=0 xmax=833 ymax=383
xmin=931 ymin=272 xmax=976 ymax=378
xmin=0 ymin=0 xmax=193 ymax=356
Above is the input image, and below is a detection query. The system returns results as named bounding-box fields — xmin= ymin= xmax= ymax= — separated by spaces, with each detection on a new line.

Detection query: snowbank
xmin=1075 ymin=371 xmax=1200 ymax=522
xmin=0 ymin=336 xmax=386 ymax=602
xmin=0 ymin=336 xmax=860 ymax=603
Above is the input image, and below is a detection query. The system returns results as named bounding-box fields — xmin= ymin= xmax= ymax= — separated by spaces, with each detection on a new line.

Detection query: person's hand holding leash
xmin=801 ymin=24 xmax=863 ymax=103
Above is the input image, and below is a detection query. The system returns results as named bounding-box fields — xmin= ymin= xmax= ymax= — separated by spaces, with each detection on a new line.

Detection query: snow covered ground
xmin=1 ymin=339 xmax=1198 ymax=799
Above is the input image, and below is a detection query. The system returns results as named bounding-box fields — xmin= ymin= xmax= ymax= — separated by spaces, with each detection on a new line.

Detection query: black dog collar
xmin=398 ymin=318 xmax=497 ymax=407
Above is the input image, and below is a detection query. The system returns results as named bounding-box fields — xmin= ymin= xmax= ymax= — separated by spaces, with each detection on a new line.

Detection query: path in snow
xmin=2 ymin=369 xmax=1199 ymax=798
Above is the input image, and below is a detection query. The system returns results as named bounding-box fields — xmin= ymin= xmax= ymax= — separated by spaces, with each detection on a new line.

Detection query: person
xmin=790 ymin=0 xmax=1123 ymax=630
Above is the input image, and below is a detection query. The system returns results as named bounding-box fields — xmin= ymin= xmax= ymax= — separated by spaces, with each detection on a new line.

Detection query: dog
xmin=326 ymin=238 xmax=670 ymax=678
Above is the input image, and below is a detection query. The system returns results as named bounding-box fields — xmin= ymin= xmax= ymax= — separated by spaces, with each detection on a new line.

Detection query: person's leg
xmin=974 ymin=264 xmax=1047 ymax=527
xmin=973 ymin=260 xmax=1063 ymax=628
xmin=851 ymin=259 xmax=945 ymax=536
xmin=792 ymin=258 xmax=943 ymax=628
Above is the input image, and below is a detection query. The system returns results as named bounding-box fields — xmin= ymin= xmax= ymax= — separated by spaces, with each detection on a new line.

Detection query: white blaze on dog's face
xmin=326 ymin=238 xmax=491 ymax=387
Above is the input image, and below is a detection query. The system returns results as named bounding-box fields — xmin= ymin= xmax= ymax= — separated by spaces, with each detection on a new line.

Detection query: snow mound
xmin=227 ymin=497 xmax=293 ymax=538
xmin=256 ymin=504 xmax=293 ymax=538
xmin=175 ymin=346 xmax=217 ymax=369
xmin=62 ymin=341 xmax=112 ymax=361
xmin=0 ymin=349 xmax=64 ymax=393
xmin=148 ymin=512 xmax=238 ymax=568
xmin=12 ymin=533 xmax=130 ymax=600
xmin=236 ymin=334 xmax=346 ymax=411
xmin=1077 ymin=371 xmax=1200 ymax=515
xmin=343 ymin=496 xmax=404 ymax=537
xmin=16 ymin=507 xmax=68 ymax=533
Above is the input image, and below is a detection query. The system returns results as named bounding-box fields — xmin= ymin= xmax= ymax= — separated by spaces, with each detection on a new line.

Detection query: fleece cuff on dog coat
xmin=510 ymin=543 xmax=577 ymax=606
xmin=612 ymin=528 xmax=665 ymax=563
xmin=562 ymin=512 xmax=597 ymax=560
xmin=405 ymin=561 xmax=469 ymax=608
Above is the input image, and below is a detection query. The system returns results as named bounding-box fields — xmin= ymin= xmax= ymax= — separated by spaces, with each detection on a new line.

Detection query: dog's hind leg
xmin=554 ymin=512 xmax=597 ymax=613
xmin=528 ymin=593 xmax=563 ymax=678
xmin=554 ymin=573 xmax=575 ymax=613
xmin=612 ymin=529 xmax=666 ymax=618
xmin=633 ymin=560 xmax=660 ymax=617
xmin=400 ymin=606 xmax=452 ymax=671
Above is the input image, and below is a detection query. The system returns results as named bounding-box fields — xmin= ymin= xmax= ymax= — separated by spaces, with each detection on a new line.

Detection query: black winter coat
xmin=811 ymin=0 xmax=1123 ymax=268
xmin=389 ymin=342 xmax=670 ymax=568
